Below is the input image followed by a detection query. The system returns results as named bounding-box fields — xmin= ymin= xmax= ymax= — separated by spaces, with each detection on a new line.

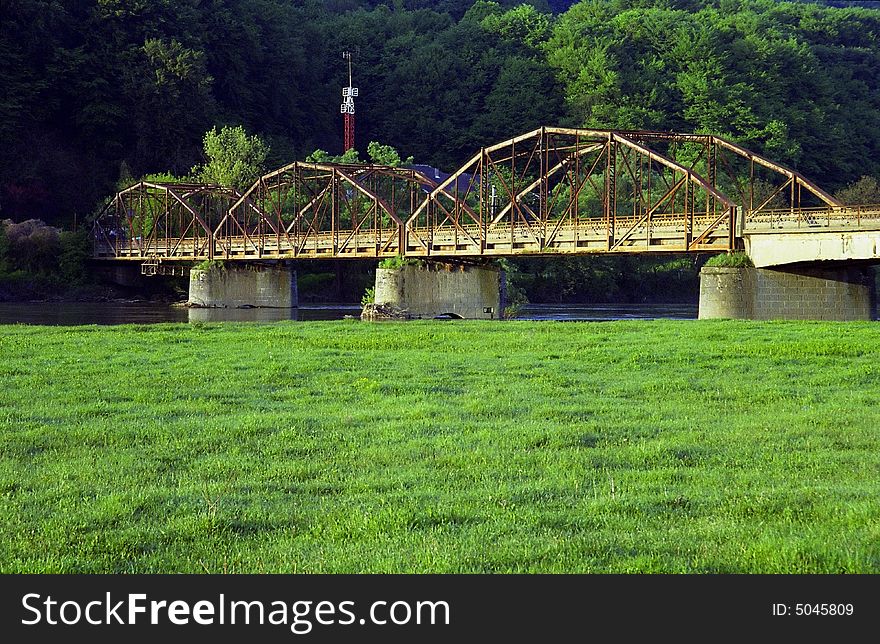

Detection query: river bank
xmin=0 ymin=273 xmax=183 ymax=304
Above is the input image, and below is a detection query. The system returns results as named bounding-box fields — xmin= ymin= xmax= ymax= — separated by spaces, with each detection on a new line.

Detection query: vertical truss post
xmin=729 ymin=205 xmax=736 ymax=250
xmin=749 ymin=158 xmax=755 ymax=213
xmin=510 ymin=138 xmax=517 ymax=228
xmin=540 ymin=126 xmax=547 ymax=250
xmin=707 ymin=138 xmax=716 ymax=221
xmin=426 ymin=198 xmax=433 ymax=257
xmin=480 ymin=147 xmax=487 ymax=255
xmin=605 ymin=137 xmax=616 ymax=250
xmin=209 ymin=196 xmax=216 ymax=260
xmin=332 ymin=168 xmax=338 ymax=255
xmin=404 ymin=177 xmax=413 ymax=255
xmin=136 ymin=187 xmax=142 ymax=256
xmin=573 ymin=133 xmax=580 ymax=243
xmin=163 ymin=187 xmax=169 ymax=258
xmin=641 ymin=153 xmax=649 ymax=249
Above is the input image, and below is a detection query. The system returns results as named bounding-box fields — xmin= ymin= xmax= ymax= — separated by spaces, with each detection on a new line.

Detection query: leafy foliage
xmin=495 ymin=257 xmax=529 ymax=318
xmin=57 ymin=231 xmax=91 ymax=286
xmin=193 ymin=259 xmax=226 ymax=272
xmin=835 ymin=176 xmax=880 ymax=206
xmin=704 ymin=252 xmax=755 ymax=268
xmin=378 ymin=255 xmax=423 ymax=269
xmin=1 ymin=219 xmax=61 ymax=276
xmin=192 ymin=125 xmax=269 ymax=190
xmin=367 ymin=141 xmax=414 ymax=167
xmin=305 ymin=148 xmax=361 ymax=164
xmin=0 ymin=222 xmax=9 ymax=275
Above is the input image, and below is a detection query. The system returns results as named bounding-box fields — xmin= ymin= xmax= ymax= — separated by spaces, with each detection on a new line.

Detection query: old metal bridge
xmin=93 ymin=127 xmax=880 ymax=266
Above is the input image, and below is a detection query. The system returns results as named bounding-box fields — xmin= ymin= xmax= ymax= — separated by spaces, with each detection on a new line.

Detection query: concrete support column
xmin=188 ymin=263 xmax=297 ymax=309
xmin=699 ymin=265 xmax=875 ymax=320
xmin=373 ymin=261 xmax=505 ymax=319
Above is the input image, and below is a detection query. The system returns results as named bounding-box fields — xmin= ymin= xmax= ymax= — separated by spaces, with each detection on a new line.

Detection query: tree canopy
xmin=1 ymin=0 xmax=878 ymax=227
xmin=193 ymin=125 xmax=269 ymax=190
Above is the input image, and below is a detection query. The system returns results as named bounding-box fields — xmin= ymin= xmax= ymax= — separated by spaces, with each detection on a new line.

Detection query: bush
xmin=58 ymin=231 xmax=91 ymax=285
xmin=193 ymin=259 xmax=225 ymax=271
xmin=835 ymin=176 xmax=880 ymax=206
xmin=361 ymin=286 xmax=375 ymax=306
xmin=495 ymin=258 xmax=528 ymax=318
xmin=297 ymin=272 xmax=335 ymax=297
xmin=704 ymin=252 xmax=754 ymax=268
xmin=2 ymin=219 xmax=61 ymax=275
xmin=378 ymin=256 xmax=422 ymax=270
xmin=0 ymin=222 xmax=9 ymax=274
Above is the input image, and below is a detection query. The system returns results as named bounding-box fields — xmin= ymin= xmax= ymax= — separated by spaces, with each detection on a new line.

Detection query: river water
xmin=0 ymin=301 xmax=697 ymax=325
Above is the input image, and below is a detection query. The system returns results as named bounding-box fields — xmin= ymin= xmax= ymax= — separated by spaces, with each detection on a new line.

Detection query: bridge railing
xmin=745 ymin=205 xmax=880 ymax=231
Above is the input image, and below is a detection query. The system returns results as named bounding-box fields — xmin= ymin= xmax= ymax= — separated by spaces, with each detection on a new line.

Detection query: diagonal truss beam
xmin=96 ymin=126 xmax=853 ymax=262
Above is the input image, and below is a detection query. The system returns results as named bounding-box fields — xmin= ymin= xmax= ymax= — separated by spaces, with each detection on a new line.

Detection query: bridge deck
xmin=94 ymin=207 xmax=880 ymax=262
xmin=94 ymin=216 xmax=735 ymax=261
xmin=91 ymin=126 xmax=880 ymax=264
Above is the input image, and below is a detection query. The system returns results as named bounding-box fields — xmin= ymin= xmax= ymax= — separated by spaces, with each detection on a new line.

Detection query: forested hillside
xmin=2 ymin=0 xmax=879 ymax=228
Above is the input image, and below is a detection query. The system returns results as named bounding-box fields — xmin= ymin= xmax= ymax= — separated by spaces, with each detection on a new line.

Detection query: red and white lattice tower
xmin=340 ymin=51 xmax=357 ymax=152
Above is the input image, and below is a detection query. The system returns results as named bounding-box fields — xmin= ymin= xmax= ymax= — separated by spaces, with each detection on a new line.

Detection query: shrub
xmin=495 ymin=258 xmax=528 ymax=318
xmin=0 ymin=221 xmax=9 ymax=274
xmin=835 ymin=176 xmax=880 ymax=206
xmin=2 ymin=219 xmax=61 ymax=275
xmin=378 ymin=256 xmax=422 ymax=270
xmin=58 ymin=231 xmax=91 ymax=285
xmin=704 ymin=252 xmax=754 ymax=268
xmin=194 ymin=259 xmax=225 ymax=271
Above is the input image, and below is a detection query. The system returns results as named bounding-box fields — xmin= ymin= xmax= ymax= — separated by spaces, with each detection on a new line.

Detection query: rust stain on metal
xmin=92 ymin=127 xmax=880 ymax=263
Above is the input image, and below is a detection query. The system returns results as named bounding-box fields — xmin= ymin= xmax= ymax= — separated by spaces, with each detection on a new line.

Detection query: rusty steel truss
xmin=93 ymin=181 xmax=241 ymax=261
xmin=94 ymin=127 xmax=879 ymax=262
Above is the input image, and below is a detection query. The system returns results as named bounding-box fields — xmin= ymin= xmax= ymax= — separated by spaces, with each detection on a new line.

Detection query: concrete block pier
xmin=373 ymin=261 xmax=505 ymax=319
xmin=699 ymin=265 xmax=875 ymax=320
xmin=188 ymin=263 xmax=297 ymax=309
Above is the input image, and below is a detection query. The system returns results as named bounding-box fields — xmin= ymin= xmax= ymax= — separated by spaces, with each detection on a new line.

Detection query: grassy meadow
xmin=1 ymin=319 xmax=878 ymax=573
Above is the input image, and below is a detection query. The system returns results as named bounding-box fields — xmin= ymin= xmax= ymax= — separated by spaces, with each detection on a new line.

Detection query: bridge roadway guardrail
xmin=744 ymin=205 xmax=880 ymax=232
xmin=95 ymin=207 xmax=880 ymax=262
xmin=93 ymin=213 xmax=736 ymax=261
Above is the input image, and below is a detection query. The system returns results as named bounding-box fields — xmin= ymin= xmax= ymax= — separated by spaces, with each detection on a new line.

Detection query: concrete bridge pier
xmin=188 ymin=262 xmax=297 ymax=309
xmin=373 ymin=260 xmax=505 ymax=319
xmin=699 ymin=264 xmax=876 ymax=320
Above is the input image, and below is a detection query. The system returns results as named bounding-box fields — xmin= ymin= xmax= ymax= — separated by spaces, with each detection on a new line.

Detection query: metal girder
xmin=94 ymin=127 xmax=877 ymax=263
xmin=92 ymin=182 xmax=239 ymax=260
xmin=218 ymin=162 xmax=439 ymax=259
xmin=404 ymin=127 xmax=738 ymax=256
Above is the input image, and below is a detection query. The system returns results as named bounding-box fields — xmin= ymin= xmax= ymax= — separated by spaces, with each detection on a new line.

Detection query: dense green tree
xmin=367 ymin=141 xmax=414 ymax=166
xmin=2 ymin=0 xmax=879 ymax=230
xmin=192 ymin=125 xmax=269 ymax=190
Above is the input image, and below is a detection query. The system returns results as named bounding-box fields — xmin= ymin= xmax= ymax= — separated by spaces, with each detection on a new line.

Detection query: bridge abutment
xmin=699 ymin=265 xmax=876 ymax=320
xmin=188 ymin=263 xmax=297 ymax=309
xmin=372 ymin=261 xmax=505 ymax=319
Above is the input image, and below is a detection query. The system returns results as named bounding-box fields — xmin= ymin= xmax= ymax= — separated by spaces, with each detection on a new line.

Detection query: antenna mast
xmin=340 ymin=51 xmax=357 ymax=153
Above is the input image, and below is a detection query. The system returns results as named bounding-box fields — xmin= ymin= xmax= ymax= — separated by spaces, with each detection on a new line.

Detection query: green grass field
xmin=1 ymin=319 xmax=878 ymax=573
